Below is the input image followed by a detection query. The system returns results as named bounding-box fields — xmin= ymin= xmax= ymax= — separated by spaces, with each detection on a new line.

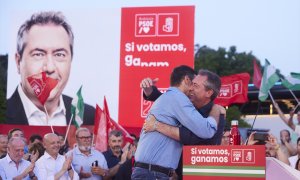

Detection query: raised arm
xmin=273 ymin=101 xmax=295 ymax=130
xmin=140 ymin=78 xmax=162 ymax=101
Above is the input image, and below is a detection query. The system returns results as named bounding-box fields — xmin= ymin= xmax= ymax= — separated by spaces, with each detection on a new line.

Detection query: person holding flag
xmin=273 ymin=72 xmax=300 ymax=136
xmin=5 ymin=11 xmax=95 ymax=126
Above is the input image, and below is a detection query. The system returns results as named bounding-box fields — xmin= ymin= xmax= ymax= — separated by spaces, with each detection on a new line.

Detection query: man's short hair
xmin=108 ymin=130 xmax=123 ymax=139
xmin=8 ymin=137 xmax=25 ymax=147
xmin=8 ymin=128 xmax=24 ymax=140
xmin=29 ymin=134 xmax=43 ymax=143
xmin=17 ymin=11 xmax=74 ymax=59
xmin=198 ymin=69 xmax=221 ymax=101
xmin=75 ymin=127 xmax=91 ymax=138
xmin=170 ymin=65 xmax=196 ymax=86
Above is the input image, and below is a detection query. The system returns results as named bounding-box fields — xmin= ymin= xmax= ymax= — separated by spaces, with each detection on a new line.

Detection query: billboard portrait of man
xmin=5 ymin=11 xmax=95 ymax=126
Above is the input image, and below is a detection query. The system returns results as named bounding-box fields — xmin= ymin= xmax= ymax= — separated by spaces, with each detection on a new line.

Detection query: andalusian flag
xmin=281 ymin=72 xmax=300 ymax=91
xmin=71 ymin=86 xmax=84 ymax=128
xmin=258 ymin=60 xmax=280 ymax=101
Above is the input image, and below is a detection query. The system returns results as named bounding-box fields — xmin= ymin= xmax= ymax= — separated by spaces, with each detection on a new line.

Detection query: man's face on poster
xmin=15 ymin=24 xmax=72 ymax=104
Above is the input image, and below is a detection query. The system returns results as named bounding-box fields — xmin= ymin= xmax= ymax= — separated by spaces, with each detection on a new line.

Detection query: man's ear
xmin=184 ymin=75 xmax=191 ymax=84
xmin=15 ymin=53 xmax=21 ymax=74
xmin=206 ymin=89 xmax=214 ymax=98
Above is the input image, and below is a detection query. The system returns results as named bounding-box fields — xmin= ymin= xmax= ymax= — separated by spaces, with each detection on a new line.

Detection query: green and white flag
xmin=281 ymin=72 xmax=300 ymax=91
xmin=71 ymin=86 xmax=84 ymax=128
xmin=258 ymin=59 xmax=280 ymax=101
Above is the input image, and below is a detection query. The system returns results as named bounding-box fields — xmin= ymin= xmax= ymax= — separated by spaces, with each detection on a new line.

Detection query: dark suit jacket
xmin=5 ymin=88 xmax=95 ymax=125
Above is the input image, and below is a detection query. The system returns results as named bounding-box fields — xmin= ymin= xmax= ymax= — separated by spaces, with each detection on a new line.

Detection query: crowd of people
xmin=0 ymin=128 xmax=138 ymax=180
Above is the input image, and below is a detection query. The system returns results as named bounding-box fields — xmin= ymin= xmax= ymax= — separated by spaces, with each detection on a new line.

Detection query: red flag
xmin=94 ymin=97 xmax=134 ymax=152
xmin=93 ymin=104 xmax=102 ymax=136
xmin=27 ymin=72 xmax=58 ymax=105
xmin=103 ymin=96 xmax=110 ymax=118
xmin=94 ymin=104 xmax=108 ymax=152
xmin=214 ymin=73 xmax=250 ymax=106
xmin=253 ymin=59 xmax=262 ymax=89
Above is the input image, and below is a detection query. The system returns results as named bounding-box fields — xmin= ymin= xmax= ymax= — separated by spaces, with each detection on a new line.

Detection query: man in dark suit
xmin=5 ymin=11 xmax=95 ymax=125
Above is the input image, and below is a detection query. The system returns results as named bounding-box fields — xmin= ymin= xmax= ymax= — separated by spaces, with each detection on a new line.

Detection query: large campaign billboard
xmin=119 ymin=6 xmax=195 ymax=128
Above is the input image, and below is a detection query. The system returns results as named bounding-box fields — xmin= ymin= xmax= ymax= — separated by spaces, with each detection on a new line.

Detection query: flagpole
xmin=288 ymin=89 xmax=300 ymax=105
xmin=92 ymin=133 xmax=95 ymax=147
xmin=268 ymin=90 xmax=275 ymax=103
xmin=64 ymin=114 xmax=73 ymax=145
xmin=44 ymin=105 xmax=54 ymax=133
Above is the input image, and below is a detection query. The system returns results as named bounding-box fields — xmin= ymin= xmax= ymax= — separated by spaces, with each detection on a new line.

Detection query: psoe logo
xmin=135 ymin=13 xmax=180 ymax=37
xmin=135 ymin=14 xmax=156 ymax=37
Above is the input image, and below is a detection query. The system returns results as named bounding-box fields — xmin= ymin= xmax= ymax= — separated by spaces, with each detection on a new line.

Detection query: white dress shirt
xmin=35 ymin=152 xmax=79 ymax=180
xmin=18 ymin=85 xmax=67 ymax=126
xmin=0 ymin=154 xmax=34 ymax=180
xmin=288 ymin=155 xmax=300 ymax=168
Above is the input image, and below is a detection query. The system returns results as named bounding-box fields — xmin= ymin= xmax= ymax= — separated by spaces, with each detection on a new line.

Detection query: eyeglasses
xmin=77 ymin=136 xmax=92 ymax=140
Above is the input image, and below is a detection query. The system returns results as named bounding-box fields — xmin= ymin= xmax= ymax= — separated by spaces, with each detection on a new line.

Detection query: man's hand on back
xmin=209 ymin=104 xmax=226 ymax=125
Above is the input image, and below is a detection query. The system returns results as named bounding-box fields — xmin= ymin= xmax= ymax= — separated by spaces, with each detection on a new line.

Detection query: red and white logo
xmin=135 ymin=14 xmax=156 ymax=37
xmin=135 ymin=13 xmax=179 ymax=37
xmin=30 ymin=80 xmax=44 ymax=97
xmin=158 ymin=13 xmax=179 ymax=36
xmin=218 ymin=80 xmax=243 ymax=98
xmin=231 ymin=149 xmax=256 ymax=164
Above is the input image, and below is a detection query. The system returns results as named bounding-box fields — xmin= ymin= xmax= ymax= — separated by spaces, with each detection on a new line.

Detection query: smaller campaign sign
xmin=183 ymin=145 xmax=265 ymax=180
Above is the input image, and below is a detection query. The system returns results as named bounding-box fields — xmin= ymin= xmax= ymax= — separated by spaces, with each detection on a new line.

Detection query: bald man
xmin=0 ymin=137 xmax=38 ymax=179
xmin=35 ymin=133 xmax=79 ymax=180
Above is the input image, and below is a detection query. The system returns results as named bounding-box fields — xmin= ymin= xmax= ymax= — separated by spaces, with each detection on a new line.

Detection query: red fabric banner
xmin=214 ymin=73 xmax=250 ymax=106
xmin=119 ymin=6 xmax=195 ymax=128
xmin=253 ymin=59 xmax=262 ymax=89
xmin=27 ymin=72 xmax=58 ymax=105
xmin=95 ymin=98 xmax=134 ymax=152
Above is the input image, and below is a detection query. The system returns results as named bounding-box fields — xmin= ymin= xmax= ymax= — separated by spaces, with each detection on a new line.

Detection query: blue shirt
xmin=67 ymin=147 xmax=108 ymax=180
xmin=135 ymin=87 xmax=217 ymax=169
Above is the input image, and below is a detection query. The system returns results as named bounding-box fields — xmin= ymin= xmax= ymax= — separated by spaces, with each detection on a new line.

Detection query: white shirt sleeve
xmin=295 ymin=124 xmax=300 ymax=136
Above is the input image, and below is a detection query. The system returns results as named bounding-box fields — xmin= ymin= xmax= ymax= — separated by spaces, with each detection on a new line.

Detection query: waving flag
xmin=253 ymin=59 xmax=262 ymax=89
xmin=93 ymin=104 xmax=102 ymax=136
xmin=281 ymin=72 xmax=300 ymax=91
xmin=95 ymin=97 xmax=134 ymax=152
xmin=214 ymin=73 xmax=250 ymax=106
xmin=258 ymin=60 xmax=280 ymax=101
xmin=27 ymin=72 xmax=58 ymax=105
xmin=71 ymin=86 xmax=84 ymax=128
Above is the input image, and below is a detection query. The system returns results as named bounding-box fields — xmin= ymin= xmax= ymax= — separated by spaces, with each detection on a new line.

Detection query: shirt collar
xmin=5 ymin=154 xmax=23 ymax=164
xmin=74 ymin=146 xmax=99 ymax=156
xmin=44 ymin=151 xmax=62 ymax=160
xmin=18 ymin=85 xmax=66 ymax=119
